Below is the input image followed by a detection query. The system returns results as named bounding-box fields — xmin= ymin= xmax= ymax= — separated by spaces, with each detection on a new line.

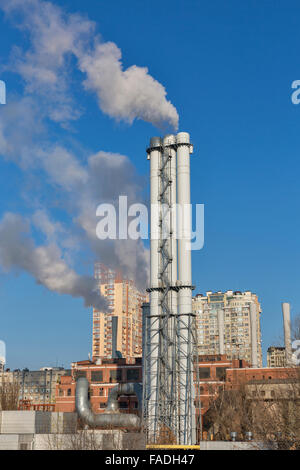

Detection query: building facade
xmin=55 ymin=357 xmax=142 ymax=414
xmin=92 ymin=263 xmax=147 ymax=361
xmin=267 ymin=346 xmax=286 ymax=368
xmin=193 ymin=290 xmax=262 ymax=366
xmin=196 ymin=354 xmax=250 ymax=418
xmin=1 ymin=368 xmax=71 ymax=407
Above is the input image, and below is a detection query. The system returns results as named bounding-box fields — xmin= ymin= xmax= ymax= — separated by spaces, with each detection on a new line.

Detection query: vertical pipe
xmin=112 ymin=316 xmax=118 ymax=359
xmin=176 ymin=131 xmax=195 ymax=444
xmin=147 ymin=137 xmax=162 ymax=439
xmin=217 ymin=309 xmax=225 ymax=355
xmin=250 ymin=302 xmax=258 ymax=368
xmin=177 ymin=132 xmax=192 ymax=293
xmin=282 ymin=302 xmax=292 ymax=366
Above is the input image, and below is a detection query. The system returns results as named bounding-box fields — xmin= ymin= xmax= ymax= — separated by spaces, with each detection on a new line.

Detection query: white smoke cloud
xmin=0 ymin=0 xmax=94 ymax=124
xmin=0 ymin=0 xmax=159 ymax=304
xmin=0 ymin=99 xmax=150 ymax=290
xmin=0 ymin=212 xmax=108 ymax=310
xmin=0 ymin=0 xmax=179 ymax=129
xmin=78 ymin=42 xmax=179 ymax=129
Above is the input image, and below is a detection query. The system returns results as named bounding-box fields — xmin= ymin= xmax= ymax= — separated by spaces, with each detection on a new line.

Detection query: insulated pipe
xmin=217 ymin=309 xmax=225 ymax=355
xmin=75 ymin=377 xmax=141 ymax=429
xmin=282 ymin=302 xmax=292 ymax=366
xmin=250 ymin=302 xmax=258 ymax=368
xmin=176 ymin=132 xmax=195 ymax=444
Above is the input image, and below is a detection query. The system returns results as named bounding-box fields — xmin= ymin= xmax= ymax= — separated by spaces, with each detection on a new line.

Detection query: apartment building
xmin=1 ymin=367 xmax=71 ymax=407
xmin=267 ymin=346 xmax=286 ymax=368
xmin=193 ymin=290 xmax=262 ymax=367
xmin=93 ymin=263 xmax=147 ymax=361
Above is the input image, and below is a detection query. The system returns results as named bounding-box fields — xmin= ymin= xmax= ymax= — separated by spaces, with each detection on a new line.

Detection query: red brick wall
xmin=55 ymin=360 xmax=142 ymax=413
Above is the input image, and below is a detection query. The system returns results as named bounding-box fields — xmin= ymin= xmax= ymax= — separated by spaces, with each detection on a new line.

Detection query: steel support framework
xmin=143 ymin=135 xmax=200 ymax=445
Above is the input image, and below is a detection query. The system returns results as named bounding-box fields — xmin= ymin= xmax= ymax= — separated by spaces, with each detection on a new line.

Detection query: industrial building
xmin=196 ymin=354 xmax=249 ymax=418
xmin=56 ymin=357 xmax=142 ymax=414
xmin=92 ymin=263 xmax=147 ymax=360
xmin=193 ymin=290 xmax=262 ymax=367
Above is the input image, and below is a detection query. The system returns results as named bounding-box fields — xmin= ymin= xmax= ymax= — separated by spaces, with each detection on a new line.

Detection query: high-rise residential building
xmin=92 ymin=263 xmax=147 ymax=361
xmin=267 ymin=346 xmax=286 ymax=368
xmin=193 ymin=290 xmax=262 ymax=367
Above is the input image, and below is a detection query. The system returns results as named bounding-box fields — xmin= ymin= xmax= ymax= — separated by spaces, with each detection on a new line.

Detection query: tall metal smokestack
xmin=282 ymin=302 xmax=292 ymax=366
xmin=146 ymin=137 xmax=162 ymax=438
xmin=250 ymin=302 xmax=258 ymax=368
xmin=217 ymin=309 xmax=225 ymax=355
xmin=177 ymin=132 xmax=192 ymax=313
xmin=145 ymin=132 xmax=197 ymax=446
xmin=176 ymin=132 xmax=195 ymax=444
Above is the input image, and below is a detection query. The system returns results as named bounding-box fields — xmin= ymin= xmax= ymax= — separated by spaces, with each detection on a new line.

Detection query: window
xmin=119 ymin=402 xmax=128 ymax=409
xmin=67 ymin=388 xmax=71 ymax=396
xmin=126 ymin=369 xmax=139 ymax=381
xmin=99 ymin=403 xmax=106 ymax=409
xmin=110 ymin=369 xmax=122 ymax=382
xmin=199 ymin=367 xmax=210 ymax=379
xmin=99 ymin=387 xmax=104 ymax=396
xmin=216 ymin=367 xmax=227 ymax=381
xmin=91 ymin=371 xmax=103 ymax=382
xmin=59 ymin=388 xmax=63 ymax=397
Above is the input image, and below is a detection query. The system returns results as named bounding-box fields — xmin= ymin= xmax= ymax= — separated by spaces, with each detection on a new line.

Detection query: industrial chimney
xmin=282 ymin=302 xmax=292 ymax=366
xmin=144 ymin=132 xmax=197 ymax=446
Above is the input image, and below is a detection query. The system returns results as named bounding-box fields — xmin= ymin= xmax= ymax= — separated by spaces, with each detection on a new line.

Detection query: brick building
xmin=55 ymin=357 xmax=142 ymax=414
xmin=196 ymin=354 xmax=250 ymax=417
xmin=225 ymin=365 xmax=299 ymax=390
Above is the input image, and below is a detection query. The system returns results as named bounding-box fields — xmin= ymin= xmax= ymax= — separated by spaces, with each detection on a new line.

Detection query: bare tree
xmin=203 ymin=369 xmax=300 ymax=450
xmin=0 ymin=377 xmax=20 ymax=410
xmin=292 ymin=314 xmax=300 ymax=342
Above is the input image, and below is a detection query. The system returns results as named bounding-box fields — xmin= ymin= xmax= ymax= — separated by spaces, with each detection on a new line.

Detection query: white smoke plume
xmin=0 ymin=212 xmax=108 ymax=310
xmin=79 ymin=42 xmax=179 ymax=129
xmin=0 ymin=96 xmax=150 ymax=289
xmin=0 ymin=0 xmax=179 ymax=130
xmin=0 ymin=0 xmax=165 ymax=306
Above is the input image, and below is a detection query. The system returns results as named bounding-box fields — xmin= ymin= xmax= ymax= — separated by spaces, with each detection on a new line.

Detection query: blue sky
xmin=0 ymin=0 xmax=299 ymax=369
